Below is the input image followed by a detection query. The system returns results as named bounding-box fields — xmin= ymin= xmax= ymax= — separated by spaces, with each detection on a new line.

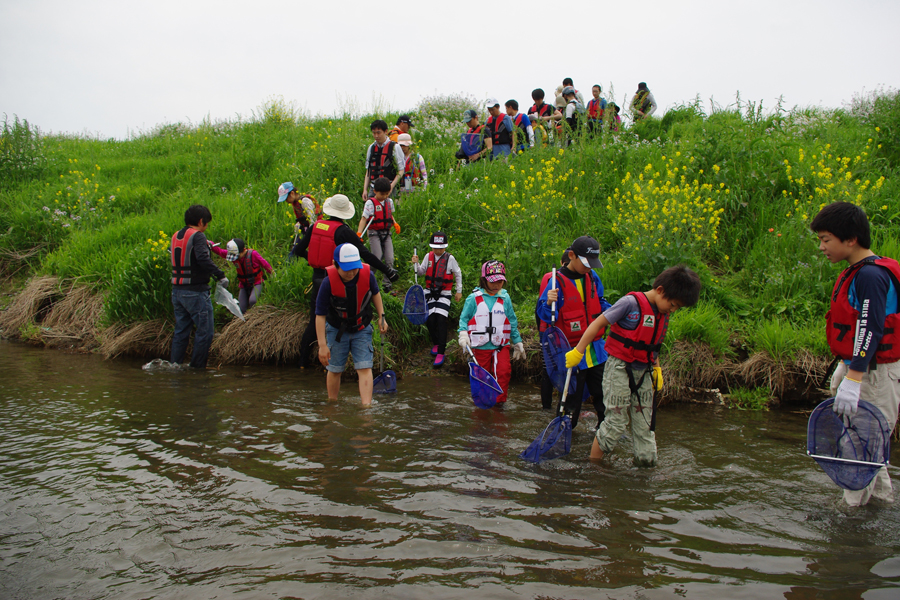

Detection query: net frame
xmin=807 ymin=398 xmax=891 ymax=491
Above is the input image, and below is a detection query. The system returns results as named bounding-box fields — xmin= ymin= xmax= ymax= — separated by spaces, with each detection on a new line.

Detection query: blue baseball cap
xmin=334 ymin=243 xmax=363 ymax=270
xmin=277 ymin=182 xmax=294 ymax=203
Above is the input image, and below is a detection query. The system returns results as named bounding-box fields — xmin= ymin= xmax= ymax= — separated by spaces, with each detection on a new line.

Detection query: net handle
xmin=558 ymin=367 xmax=573 ymax=416
xmin=551 ymin=268 xmax=556 ymax=324
xmin=808 ymin=453 xmax=888 ymax=468
xmin=414 ymin=248 xmax=418 ymax=286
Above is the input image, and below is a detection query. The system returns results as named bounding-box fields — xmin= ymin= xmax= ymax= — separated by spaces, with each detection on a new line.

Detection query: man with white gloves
xmin=811 ymin=201 xmax=900 ymax=506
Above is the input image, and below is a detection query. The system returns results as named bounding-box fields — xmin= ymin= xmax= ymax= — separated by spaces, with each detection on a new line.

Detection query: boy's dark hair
xmin=373 ymin=177 xmax=391 ymax=193
xmin=505 ymin=99 xmax=518 ymax=110
xmin=653 ymin=265 xmax=701 ymax=307
xmin=184 ymin=204 xmax=212 ymax=226
xmin=562 ymin=77 xmax=574 ymax=86
xmin=370 ymin=119 xmax=388 ymax=132
xmin=809 ymin=201 xmax=871 ymax=249
xmin=532 ymin=88 xmax=545 ymax=101
xmin=593 ymin=84 xmax=602 ymax=91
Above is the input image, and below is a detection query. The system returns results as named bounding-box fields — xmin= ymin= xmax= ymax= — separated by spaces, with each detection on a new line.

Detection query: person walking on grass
xmin=357 ymin=177 xmax=401 ymax=293
xmin=291 ymin=194 xmax=399 ymax=369
xmin=388 ymin=115 xmax=413 ymax=143
xmin=278 ymin=182 xmax=319 ymax=238
xmin=505 ymin=99 xmax=534 ymax=153
xmin=587 ymin=84 xmax=607 ymax=136
xmin=457 ymin=109 xmax=490 ymax=162
xmin=536 ymin=236 xmax=612 ymax=428
xmin=630 ymin=82 xmax=657 ymax=121
xmin=560 ymin=86 xmax=585 ymax=145
xmin=210 ymin=238 xmax=273 ymax=313
xmin=811 ymin=201 xmax=900 ymax=507
xmin=566 ymin=265 xmax=701 ymax=467
xmin=412 ymin=232 xmax=463 ymax=368
xmin=458 ymin=260 xmax=526 ymax=405
xmin=316 ymin=244 xmax=388 ymax=407
xmin=398 ymin=133 xmax=428 ymax=194
xmin=485 ymin=98 xmax=515 ymax=160
xmin=362 ymin=119 xmax=405 ymax=200
xmin=170 ymin=204 xmax=228 ymax=369
xmin=528 ymin=88 xmax=561 ymax=147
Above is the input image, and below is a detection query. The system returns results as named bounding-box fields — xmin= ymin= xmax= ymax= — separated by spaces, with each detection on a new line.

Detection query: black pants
xmin=426 ymin=312 xmax=449 ymax=354
xmin=298 ymin=276 xmax=324 ymax=367
xmin=562 ymin=362 xmax=606 ymax=429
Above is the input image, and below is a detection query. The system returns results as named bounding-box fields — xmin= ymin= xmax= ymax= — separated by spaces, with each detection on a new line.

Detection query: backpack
xmin=460 ymin=125 xmax=484 ymax=157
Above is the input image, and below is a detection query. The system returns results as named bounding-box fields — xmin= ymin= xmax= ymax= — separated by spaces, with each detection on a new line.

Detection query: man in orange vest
xmin=170 ymin=204 xmax=228 ymax=369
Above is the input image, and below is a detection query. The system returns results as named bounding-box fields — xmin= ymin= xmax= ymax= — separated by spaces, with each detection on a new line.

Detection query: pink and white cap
xmin=481 ymin=260 xmax=506 ymax=283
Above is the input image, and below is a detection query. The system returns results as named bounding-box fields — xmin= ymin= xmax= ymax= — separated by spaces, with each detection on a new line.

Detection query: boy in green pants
xmin=566 ymin=265 xmax=701 ymax=466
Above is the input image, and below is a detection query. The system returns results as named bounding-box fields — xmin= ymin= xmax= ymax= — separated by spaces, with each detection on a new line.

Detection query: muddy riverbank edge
xmin=0 ymin=276 xmax=832 ymax=409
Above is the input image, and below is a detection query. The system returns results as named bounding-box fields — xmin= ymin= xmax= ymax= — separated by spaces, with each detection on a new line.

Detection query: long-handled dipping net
xmin=520 ymin=368 xmax=574 ymax=463
xmin=465 ymin=346 xmax=503 ymax=409
xmin=403 ymin=248 xmax=428 ymax=326
xmin=807 ymin=397 xmax=891 ymax=490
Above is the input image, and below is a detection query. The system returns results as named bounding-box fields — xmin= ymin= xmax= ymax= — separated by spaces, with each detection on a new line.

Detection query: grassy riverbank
xmin=2 ymin=90 xmax=899 ymax=406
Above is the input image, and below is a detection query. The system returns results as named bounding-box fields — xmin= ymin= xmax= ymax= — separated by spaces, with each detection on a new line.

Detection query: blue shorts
xmin=325 ymin=323 xmax=374 ymax=372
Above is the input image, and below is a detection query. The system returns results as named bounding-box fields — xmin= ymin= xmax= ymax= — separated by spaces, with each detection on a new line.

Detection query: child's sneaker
xmin=433 ymin=354 xmax=445 ymax=368
xmin=431 ymin=345 xmax=439 ymax=356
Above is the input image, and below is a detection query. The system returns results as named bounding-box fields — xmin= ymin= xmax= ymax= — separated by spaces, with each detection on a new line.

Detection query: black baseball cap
xmin=397 ymin=115 xmax=413 ymax=126
xmin=571 ymin=236 xmax=603 ymax=269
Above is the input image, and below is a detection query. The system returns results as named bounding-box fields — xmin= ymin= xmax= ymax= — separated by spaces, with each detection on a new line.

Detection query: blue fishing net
xmin=541 ymin=326 xmax=577 ymax=394
xmin=519 ymin=414 xmax=572 ymax=463
xmin=403 ymin=285 xmax=427 ymax=325
xmin=373 ymin=370 xmax=397 ymax=394
xmin=807 ymin=398 xmax=891 ymax=491
xmin=469 ymin=361 xmax=502 ymax=409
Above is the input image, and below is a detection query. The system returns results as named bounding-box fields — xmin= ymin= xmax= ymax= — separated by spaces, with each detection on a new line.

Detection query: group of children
xmin=456 ymin=80 xmax=631 ymax=161
xmin=167 ymin=110 xmax=898 ymax=498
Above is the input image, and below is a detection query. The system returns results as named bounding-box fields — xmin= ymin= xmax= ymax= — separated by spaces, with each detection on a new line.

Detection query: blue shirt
xmin=846 ymin=258 xmax=898 ymax=371
xmin=315 ymin=271 xmax=380 ymax=316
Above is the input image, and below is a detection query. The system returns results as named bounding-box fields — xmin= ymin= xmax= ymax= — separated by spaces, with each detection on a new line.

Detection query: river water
xmin=1 ymin=340 xmax=899 ymax=599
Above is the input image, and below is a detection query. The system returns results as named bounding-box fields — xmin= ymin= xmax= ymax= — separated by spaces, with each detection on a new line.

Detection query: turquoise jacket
xmin=458 ymin=287 xmax=522 ymax=350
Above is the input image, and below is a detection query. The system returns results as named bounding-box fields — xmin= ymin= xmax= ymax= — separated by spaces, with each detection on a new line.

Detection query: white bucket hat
xmin=322 ymin=194 xmax=355 ymax=220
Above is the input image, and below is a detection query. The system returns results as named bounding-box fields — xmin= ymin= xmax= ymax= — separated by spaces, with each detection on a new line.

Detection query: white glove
xmin=217 ymin=277 xmax=229 ymax=288
xmin=512 ymin=342 xmax=525 ymax=361
xmin=833 ymin=377 xmax=861 ymax=417
xmin=458 ymin=331 xmax=470 ymax=349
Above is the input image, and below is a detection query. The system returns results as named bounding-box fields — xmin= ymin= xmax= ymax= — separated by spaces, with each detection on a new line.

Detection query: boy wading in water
xmin=811 ymin=201 xmax=900 ymax=506
xmin=316 ymin=244 xmax=388 ymax=407
xmin=566 ymin=266 xmax=701 ymax=466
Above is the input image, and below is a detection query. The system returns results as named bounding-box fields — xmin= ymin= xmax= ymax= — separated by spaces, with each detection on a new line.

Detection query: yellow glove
xmin=393 ymin=221 xmax=401 ymax=234
xmin=565 ymin=348 xmax=584 ymax=369
xmin=651 ymin=366 xmax=663 ymax=391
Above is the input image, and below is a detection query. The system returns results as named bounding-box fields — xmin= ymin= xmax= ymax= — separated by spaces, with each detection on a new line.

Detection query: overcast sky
xmin=2 ymin=0 xmax=899 ymax=139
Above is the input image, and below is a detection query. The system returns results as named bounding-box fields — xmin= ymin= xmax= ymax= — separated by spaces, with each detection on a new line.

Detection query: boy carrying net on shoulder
xmin=565 ymin=265 xmax=701 ymax=466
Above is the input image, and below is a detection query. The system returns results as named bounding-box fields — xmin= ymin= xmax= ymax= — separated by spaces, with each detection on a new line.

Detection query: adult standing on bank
xmin=630 ymin=82 xmax=658 ymax=121
xmin=362 ymin=120 xmax=405 ymax=200
xmin=388 ymin=115 xmax=413 ymax=143
xmin=170 ymin=204 xmax=228 ymax=369
xmin=291 ymin=194 xmax=399 ymax=368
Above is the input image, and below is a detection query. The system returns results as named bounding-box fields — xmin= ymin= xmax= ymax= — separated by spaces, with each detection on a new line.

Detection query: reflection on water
xmin=1 ymin=339 xmax=899 ymax=599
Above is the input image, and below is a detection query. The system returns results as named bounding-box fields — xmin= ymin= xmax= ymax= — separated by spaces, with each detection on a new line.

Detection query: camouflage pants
xmin=595 ymin=355 xmax=657 ymax=467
